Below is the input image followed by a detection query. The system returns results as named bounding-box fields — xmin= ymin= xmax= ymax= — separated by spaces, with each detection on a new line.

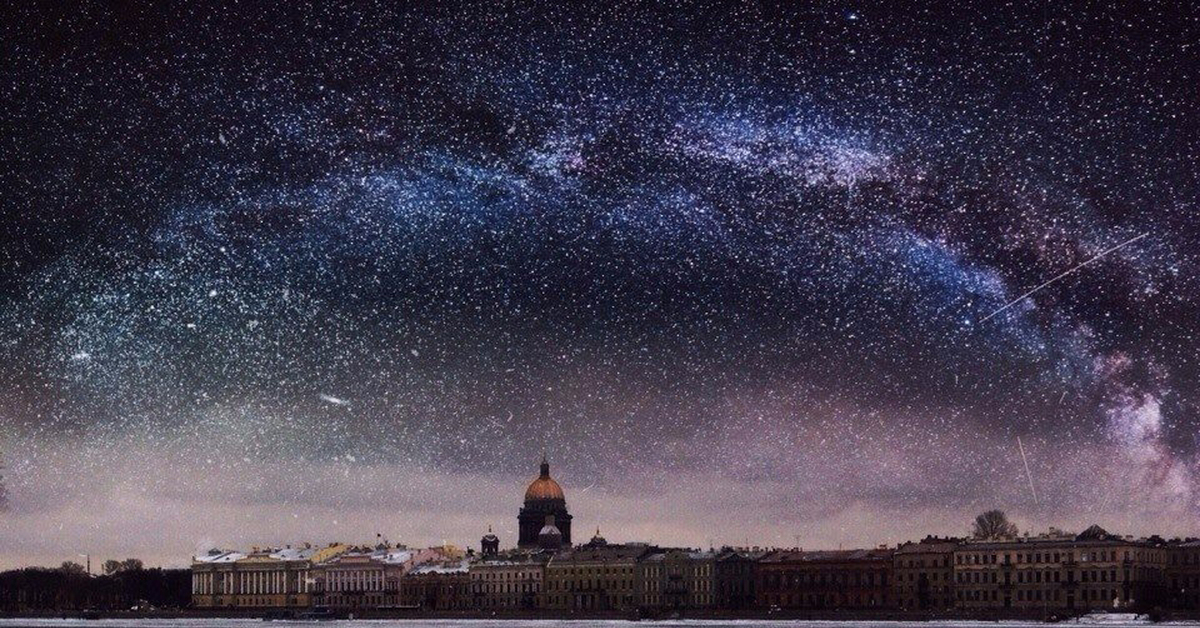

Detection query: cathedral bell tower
xmin=481 ymin=525 xmax=499 ymax=557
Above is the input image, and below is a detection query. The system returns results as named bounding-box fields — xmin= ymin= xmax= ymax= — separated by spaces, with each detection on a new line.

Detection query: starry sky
xmin=2 ymin=3 xmax=1199 ymax=568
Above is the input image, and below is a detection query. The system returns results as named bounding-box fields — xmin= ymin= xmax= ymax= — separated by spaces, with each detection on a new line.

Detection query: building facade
xmin=953 ymin=526 xmax=1169 ymax=612
xmin=1168 ymin=540 xmax=1200 ymax=609
xmin=312 ymin=550 xmax=404 ymax=610
xmin=470 ymin=558 xmax=545 ymax=610
xmin=543 ymin=544 xmax=648 ymax=611
xmin=713 ymin=549 xmax=764 ymax=610
xmin=400 ymin=563 xmax=472 ymax=610
xmin=757 ymin=548 xmax=894 ymax=610
xmin=637 ymin=549 xmax=716 ymax=611
xmin=894 ymin=537 xmax=958 ymax=610
xmin=191 ymin=547 xmax=316 ymax=610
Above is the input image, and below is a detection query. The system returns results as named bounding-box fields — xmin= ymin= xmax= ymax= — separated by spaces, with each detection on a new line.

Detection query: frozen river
xmin=0 ymin=618 xmax=1190 ymax=628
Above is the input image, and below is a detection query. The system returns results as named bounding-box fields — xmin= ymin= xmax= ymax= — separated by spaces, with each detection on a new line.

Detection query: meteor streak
xmin=981 ymin=232 xmax=1149 ymax=323
xmin=1017 ymin=436 xmax=1038 ymax=506
xmin=319 ymin=394 xmax=349 ymax=406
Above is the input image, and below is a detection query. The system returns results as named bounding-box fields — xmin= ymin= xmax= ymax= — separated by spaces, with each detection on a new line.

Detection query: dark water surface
xmin=0 ymin=618 xmax=1186 ymax=628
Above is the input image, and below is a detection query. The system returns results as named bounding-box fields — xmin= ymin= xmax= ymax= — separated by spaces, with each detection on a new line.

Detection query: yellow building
xmin=470 ymin=558 xmax=545 ymax=610
xmin=543 ymin=544 xmax=649 ymax=611
xmin=313 ymin=549 xmax=407 ymax=610
xmin=191 ymin=546 xmax=317 ymax=610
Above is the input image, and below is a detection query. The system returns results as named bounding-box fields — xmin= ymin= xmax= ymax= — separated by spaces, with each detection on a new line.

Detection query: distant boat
xmin=296 ymin=608 xmax=337 ymax=621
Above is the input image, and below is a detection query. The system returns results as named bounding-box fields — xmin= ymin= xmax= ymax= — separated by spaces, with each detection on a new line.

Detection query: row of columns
xmin=192 ymin=569 xmax=311 ymax=595
xmin=327 ymin=568 xmax=385 ymax=592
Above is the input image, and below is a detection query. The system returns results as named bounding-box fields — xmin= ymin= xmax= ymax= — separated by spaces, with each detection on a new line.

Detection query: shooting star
xmin=1017 ymin=436 xmax=1039 ymax=506
xmin=981 ymin=232 xmax=1149 ymax=323
xmin=319 ymin=393 xmax=349 ymax=406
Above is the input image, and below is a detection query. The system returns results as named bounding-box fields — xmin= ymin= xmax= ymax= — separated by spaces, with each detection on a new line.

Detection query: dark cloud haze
xmin=2 ymin=3 xmax=1199 ymax=568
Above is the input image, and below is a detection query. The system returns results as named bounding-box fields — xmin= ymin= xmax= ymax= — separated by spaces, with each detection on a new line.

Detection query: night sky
xmin=2 ymin=3 xmax=1198 ymax=568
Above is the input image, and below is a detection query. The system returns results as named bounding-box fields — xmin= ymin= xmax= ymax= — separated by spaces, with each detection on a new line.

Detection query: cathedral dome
xmin=525 ymin=477 xmax=564 ymax=501
xmin=524 ymin=458 xmax=565 ymax=502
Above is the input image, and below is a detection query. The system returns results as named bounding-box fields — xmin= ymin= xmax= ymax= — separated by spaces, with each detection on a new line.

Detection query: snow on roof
xmin=410 ymin=561 xmax=469 ymax=575
xmin=269 ymin=547 xmax=316 ymax=561
xmin=642 ymin=549 xmax=716 ymax=562
xmin=472 ymin=558 xmax=539 ymax=568
xmin=195 ymin=551 xmax=246 ymax=563
xmin=198 ymin=543 xmax=421 ymax=565
xmin=377 ymin=550 xmax=415 ymax=564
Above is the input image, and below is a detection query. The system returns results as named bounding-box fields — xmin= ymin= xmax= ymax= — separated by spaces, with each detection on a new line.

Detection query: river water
xmin=0 ymin=618 xmax=1187 ymax=628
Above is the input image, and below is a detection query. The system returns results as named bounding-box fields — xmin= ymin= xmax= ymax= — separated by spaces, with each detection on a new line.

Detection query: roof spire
xmin=539 ymin=452 xmax=550 ymax=477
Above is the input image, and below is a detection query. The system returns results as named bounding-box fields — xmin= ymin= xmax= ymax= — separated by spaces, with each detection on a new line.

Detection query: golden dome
xmin=525 ymin=476 xmax=565 ymax=501
xmin=524 ymin=458 xmax=566 ymax=501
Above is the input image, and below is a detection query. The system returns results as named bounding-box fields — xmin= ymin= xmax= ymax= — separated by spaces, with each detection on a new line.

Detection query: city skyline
xmin=1 ymin=454 xmax=1190 ymax=571
xmin=3 ymin=4 xmax=1200 ymax=570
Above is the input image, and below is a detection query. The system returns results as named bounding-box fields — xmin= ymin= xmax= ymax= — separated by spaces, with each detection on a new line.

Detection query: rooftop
xmin=761 ymin=548 xmax=894 ymax=563
xmin=551 ymin=544 xmax=651 ymax=563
